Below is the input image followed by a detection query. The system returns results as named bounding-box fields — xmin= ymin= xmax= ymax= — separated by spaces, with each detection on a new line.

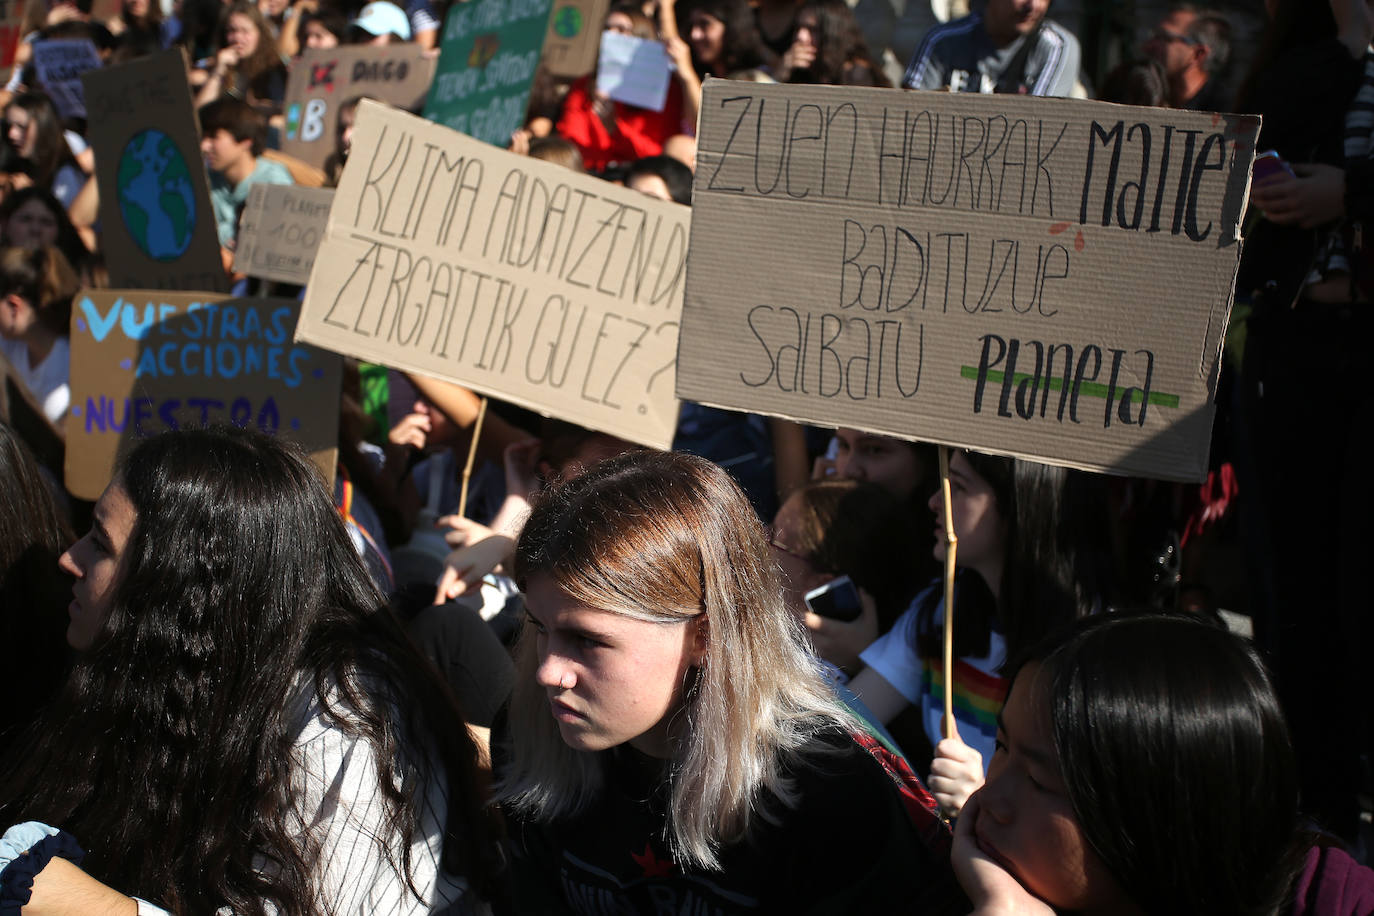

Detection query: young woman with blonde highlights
xmin=495 ymin=450 xmax=964 ymax=913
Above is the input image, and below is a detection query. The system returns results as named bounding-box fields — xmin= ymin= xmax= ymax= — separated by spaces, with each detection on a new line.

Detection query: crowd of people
xmin=3 ymin=0 xmax=1374 ymax=912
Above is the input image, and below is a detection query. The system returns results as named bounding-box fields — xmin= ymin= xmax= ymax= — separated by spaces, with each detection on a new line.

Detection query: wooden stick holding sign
xmin=938 ymin=445 xmax=959 ymax=742
xmin=457 ymin=397 xmax=488 ymax=521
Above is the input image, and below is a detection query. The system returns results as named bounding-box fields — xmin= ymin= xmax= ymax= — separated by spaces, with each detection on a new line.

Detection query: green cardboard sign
xmin=423 ymin=0 xmax=553 ymax=146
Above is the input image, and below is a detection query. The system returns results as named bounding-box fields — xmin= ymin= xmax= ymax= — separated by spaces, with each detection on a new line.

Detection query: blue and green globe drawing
xmin=116 ymin=129 xmax=197 ymax=262
xmin=552 ymin=5 xmax=583 ymax=37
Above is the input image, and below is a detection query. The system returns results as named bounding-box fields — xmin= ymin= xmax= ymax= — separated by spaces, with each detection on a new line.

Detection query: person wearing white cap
xmin=350 ymin=0 xmax=412 ymax=44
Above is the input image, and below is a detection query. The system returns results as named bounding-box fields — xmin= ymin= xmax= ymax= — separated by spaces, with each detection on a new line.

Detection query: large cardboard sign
xmin=679 ymin=81 xmax=1260 ymax=482
xmin=236 ymin=184 xmax=334 ymax=284
xmin=32 ymin=38 xmax=102 ymax=119
xmin=83 ymin=51 xmax=228 ymax=292
xmin=296 ymin=101 xmax=686 ymax=449
xmin=65 ymin=290 xmax=342 ymax=500
xmin=424 ymin=0 xmax=552 ymax=146
xmin=282 ymin=45 xmax=436 ymax=170
xmin=540 ymin=0 xmax=609 ymax=79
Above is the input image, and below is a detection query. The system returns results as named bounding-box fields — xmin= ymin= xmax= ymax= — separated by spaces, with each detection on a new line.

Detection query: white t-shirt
xmin=858 ymin=587 xmax=1007 ymax=769
xmin=134 ymin=678 xmax=477 ymax=915
xmin=1 ymin=336 xmax=70 ymax=424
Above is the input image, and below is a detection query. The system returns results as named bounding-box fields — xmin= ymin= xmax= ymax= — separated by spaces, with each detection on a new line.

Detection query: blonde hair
xmin=498 ymin=450 xmax=860 ymax=870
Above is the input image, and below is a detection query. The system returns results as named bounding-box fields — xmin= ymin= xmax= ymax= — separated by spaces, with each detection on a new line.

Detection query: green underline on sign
xmin=959 ymin=367 xmax=1181 ymax=408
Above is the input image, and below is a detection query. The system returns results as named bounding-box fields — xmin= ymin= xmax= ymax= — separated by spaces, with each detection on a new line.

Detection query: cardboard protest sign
xmin=282 ymin=45 xmax=436 ymax=170
xmin=540 ymin=0 xmax=609 ymax=79
xmin=596 ymin=31 xmax=670 ymax=112
xmin=424 ymin=0 xmax=552 ymax=146
xmin=296 ymin=101 xmax=685 ymax=449
xmin=65 ymin=290 xmax=342 ymax=500
xmin=83 ymin=51 xmax=228 ymax=292
xmin=32 ymin=39 xmax=102 ymax=119
xmin=679 ymin=81 xmax=1260 ymax=482
xmin=236 ymin=185 xmax=334 ymax=284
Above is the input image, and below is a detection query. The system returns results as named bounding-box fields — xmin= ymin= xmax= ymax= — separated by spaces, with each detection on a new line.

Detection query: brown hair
xmin=607 ymin=2 xmax=656 ymax=40
xmin=0 ymin=246 xmax=79 ymax=336
xmin=216 ymin=2 xmax=285 ymax=99
xmin=526 ymin=135 xmax=584 ymax=172
xmin=784 ymin=478 xmax=924 ymax=631
xmin=198 ymin=95 xmax=267 ymax=157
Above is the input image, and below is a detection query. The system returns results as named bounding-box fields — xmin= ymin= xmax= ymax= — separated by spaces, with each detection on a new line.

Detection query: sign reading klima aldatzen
xmin=295 ymin=101 xmax=687 ymax=449
xmin=678 ymin=80 xmax=1261 ymax=482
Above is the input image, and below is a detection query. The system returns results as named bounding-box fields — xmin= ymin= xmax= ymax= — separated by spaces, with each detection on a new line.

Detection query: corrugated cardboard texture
xmin=65 ymin=291 xmax=341 ymax=500
xmin=237 ymin=185 xmax=335 ymax=284
xmin=540 ymin=0 xmax=611 ymax=79
xmin=295 ymin=101 xmax=686 ymax=450
xmin=282 ymin=46 xmax=437 ymax=170
xmin=82 ymin=51 xmax=228 ymax=293
xmin=680 ymin=81 xmax=1260 ymax=482
xmin=423 ymin=0 xmax=551 ymax=145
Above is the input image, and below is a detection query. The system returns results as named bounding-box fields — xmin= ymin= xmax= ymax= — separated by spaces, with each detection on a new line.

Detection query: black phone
xmin=804 ymin=575 xmax=862 ymax=622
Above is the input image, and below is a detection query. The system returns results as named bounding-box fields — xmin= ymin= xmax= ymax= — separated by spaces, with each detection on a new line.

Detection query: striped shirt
xmin=135 ymin=679 xmax=478 ymax=915
xmin=859 ymin=587 xmax=1008 ymax=771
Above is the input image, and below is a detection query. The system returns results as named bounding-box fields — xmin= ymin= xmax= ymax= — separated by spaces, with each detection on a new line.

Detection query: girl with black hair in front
xmin=849 ymin=450 xmax=1120 ymax=817
xmin=0 ymin=425 xmax=502 ymax=915
xmin=955 ymin=612 xmax=1374 ymax=915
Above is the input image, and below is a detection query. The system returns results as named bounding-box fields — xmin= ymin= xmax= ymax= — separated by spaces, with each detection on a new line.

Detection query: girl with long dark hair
xmin=193 ymin=1 xmax=289 ymax=114
xmin=2 ymin=92 xmax=84 ymax=205
xmin=774 ymin=0 xmax=888 ymax=86
xmin=680 ymin=0 xmax=769 ymax=79
xmin=0 ymin=421 xmax=72 ymax=757
xmin=849 ymin=450 xmax=1119 ymax=815
xmin=954 ymin=612 xmax=1374 ymax=915
xmin=0 ymin=426 xmax=500 ymax=914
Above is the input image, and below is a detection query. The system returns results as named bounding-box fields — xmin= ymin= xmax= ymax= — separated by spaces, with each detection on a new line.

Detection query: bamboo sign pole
xmin=938 ymin=445 xmax=959 ymax=742
xmin=457 ymin=397 xmax=488 ymax=520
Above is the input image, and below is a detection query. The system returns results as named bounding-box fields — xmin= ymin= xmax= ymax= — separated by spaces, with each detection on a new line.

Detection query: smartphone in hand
xmin=1252 ymin=150 xmax=1295 ymax=183
xmin=804 ymin=575 xmax=863 ymax=622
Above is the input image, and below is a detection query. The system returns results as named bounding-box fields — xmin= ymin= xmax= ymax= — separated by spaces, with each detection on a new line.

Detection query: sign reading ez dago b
xmin=678 ymin=81 xmax=1260 ymax=482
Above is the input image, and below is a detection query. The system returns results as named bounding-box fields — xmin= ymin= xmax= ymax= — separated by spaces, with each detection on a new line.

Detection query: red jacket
xmin=556 ymin=74 xmax=685 ymax=173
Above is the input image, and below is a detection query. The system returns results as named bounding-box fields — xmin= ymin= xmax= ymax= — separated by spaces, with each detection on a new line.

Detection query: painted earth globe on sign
xmin=552 ymin=5 xmax=583 ymax=38
xmin=116 ymin=129 xmax=197 ymax=262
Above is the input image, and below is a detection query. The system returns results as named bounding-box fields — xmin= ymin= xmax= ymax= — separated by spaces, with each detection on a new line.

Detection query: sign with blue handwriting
xmin=65 ymin=290 xmax=342 ymax=500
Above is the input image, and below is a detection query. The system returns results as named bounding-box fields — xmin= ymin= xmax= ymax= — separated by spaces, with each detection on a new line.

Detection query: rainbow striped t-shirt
xmin=858 ymin=588 xmax=1008 ymax=771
